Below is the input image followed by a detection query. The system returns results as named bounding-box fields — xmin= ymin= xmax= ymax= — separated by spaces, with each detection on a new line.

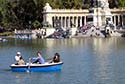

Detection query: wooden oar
xmin=46 ymin=57 xmax=53 ymax=60
xmin=45 ymin=57 xmax=53 ymax=63
xmin=27 ymin=58 xmax=31 ymax=73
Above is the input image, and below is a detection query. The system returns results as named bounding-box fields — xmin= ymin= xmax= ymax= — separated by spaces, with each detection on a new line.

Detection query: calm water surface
xmin=0 ymin=38 xmax=125 ymax=84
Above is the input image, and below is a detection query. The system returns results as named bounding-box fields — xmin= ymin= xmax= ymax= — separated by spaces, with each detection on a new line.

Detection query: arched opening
xmin=66 ymin=17 xmax=69 ymax=28
xmin=62 ymin=17 xmax=65 ymax=28
xmin=70 ymin=17 xmax=73 ymax=28
xmin=82 ymin=16 xmax=85 ymax=26
xmin=78 ymin=16 xmax=81 ymax=27
xmin=52 ymin=17 xmax=55 ymax=27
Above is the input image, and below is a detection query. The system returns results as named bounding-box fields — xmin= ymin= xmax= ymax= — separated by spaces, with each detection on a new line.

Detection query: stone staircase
xmin=74 ymin=27 xmax=105 ymax=38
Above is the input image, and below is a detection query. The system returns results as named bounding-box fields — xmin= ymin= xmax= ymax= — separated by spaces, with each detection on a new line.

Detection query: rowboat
xmin=0 ymin=38 xmax=7 ymax=42
xmin=10 ymin=62 xmax=63 ymax=72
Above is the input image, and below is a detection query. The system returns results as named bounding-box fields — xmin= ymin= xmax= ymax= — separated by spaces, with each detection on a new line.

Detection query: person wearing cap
xmin=32 ymin=51 xmax=45 ymax=64
xmin=15 ymin=52 xmax=22 ymax=65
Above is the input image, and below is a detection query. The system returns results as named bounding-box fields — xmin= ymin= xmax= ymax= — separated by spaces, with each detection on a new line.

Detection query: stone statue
xmin=43 ymin=3 xmax=52 ymax=12
xmin=100 ymin=0 xmax=109 ymax=8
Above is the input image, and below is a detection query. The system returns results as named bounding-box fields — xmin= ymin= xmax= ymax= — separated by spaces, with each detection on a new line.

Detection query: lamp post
xmin=29 ymin=21 xmax=31 ymax=30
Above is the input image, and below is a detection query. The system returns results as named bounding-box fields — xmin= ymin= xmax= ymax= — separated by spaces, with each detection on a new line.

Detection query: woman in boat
xmin=18 ymin=56 xmax=25 ymax=65
xmin=32 ymin=51 xmax=45 ymax=64
xmin=51 ymin=53 xmax=60 ymax=63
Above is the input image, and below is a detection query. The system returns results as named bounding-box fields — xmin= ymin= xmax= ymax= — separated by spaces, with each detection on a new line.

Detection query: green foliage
xmin=0 ymin=0 xmax=124 ymax=31
xmin=118 ymin=0 xmax=125 ymax=8
xmin=44 ymin=0 xmax=84 ymax=9
xmin=32 ymin=20 xmax=41 ymax=28
xmin=0 ymin=31 xmax=13 ymax=36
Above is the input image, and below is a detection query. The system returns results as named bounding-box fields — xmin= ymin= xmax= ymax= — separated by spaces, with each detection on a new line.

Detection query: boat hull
xmin=10 ymin=62 xmax=63 ymax=72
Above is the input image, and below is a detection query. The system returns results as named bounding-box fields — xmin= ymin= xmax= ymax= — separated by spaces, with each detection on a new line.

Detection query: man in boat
xmin=32 ymin=51 xmax=45 ymax=64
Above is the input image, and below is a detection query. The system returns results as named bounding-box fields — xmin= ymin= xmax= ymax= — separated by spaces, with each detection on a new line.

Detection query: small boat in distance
xmin=10 ymin=62 xmax=63 ymax=72
xmin=0 ymin=38 xmax=7 ymax=42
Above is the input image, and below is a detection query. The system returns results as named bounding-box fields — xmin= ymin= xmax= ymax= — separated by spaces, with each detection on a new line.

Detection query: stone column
xmin=74 ymin=17 xmax=76 ymax=27
xmin=66 ymin=17 xmax=68 ymax=28
xmin=84 ymin=16 xmax=86 ymax=25
xmin=64 ymin=17 xmax=66 ymax=28
xmin=72 ymin=17 xmax=74 ymax=28
xmin=80 ymin=17 xmax=82 ymax=27
xmin=52 ymin=17 xmax=54 ymax=27
xmin=118 ymin=15 xmax=120 ymax=25
xmin=76 ymin=17 xmax=78 ymax=27
xmin=121 ymin=15 xmax=123 ymax=27
xmin=123 ymin=15 xmax=125 ymax=25
xmin=68 ymin=17 xmax=70 ymax=28
xmin=114 ymin=15 xmax=116 ymax=30
xmin=70 ymin=17 xmax=71 ymax=28
xmin=120 ymin=15 xmax=123 ymax=29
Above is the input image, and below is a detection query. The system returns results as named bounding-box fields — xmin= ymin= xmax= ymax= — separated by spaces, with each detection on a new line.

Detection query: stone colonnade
xmin=111 ymin=9 xmax=125 ymax=28
xmin=52 ymin=15 xmax=87 ymax=28
xmin=43 ymin=3 xmax=125 ymax=29
xmin=43 ymin=9 xmax=89 ymax=28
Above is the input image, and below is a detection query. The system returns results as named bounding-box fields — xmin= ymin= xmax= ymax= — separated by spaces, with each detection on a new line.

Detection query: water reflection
xmin=91 ymin=37 xmax=125 ymax=84
xmin=15 ymin=73 xmax=24 ymax=84
xmin=45 ymin=38 xmax=86 ymax=48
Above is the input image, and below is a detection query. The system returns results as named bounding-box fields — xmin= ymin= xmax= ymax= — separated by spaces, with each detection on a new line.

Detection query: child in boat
xmin=32 ymin=51 xmax=45 ymax=64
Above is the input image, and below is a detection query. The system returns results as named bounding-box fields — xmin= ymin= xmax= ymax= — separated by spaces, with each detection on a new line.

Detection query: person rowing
xmin=32 ymin=51 xmax=45 ymax=64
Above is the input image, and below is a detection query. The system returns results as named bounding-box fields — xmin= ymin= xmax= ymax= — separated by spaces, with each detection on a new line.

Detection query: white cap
xmin=17 ymin=52 xmax=21 ymax=54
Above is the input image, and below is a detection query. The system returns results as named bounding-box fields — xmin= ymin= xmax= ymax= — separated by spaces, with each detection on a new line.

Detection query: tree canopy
xmin=0 ymin=0 xmax=124 ymax=31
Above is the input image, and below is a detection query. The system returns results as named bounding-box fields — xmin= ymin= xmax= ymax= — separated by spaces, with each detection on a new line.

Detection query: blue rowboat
xmin=10 ymin=62 xmax=63 ymax=72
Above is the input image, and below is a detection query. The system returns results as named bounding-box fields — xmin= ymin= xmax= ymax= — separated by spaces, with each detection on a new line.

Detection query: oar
xmin=27 ymin=58 xmax=31 ymax=73
xmin=46 ymin=57 xmax=53 ymax=62
xmin=46 ymin=57 xmax=53 ymax=60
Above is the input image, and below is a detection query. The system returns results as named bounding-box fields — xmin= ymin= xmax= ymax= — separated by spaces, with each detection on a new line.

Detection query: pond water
xmin=0 ymin=37 xmax=125 ymax=84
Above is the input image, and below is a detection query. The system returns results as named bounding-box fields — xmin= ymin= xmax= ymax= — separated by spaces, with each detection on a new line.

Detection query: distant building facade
xmin=42 ymin=2 xmax=125 ymax=29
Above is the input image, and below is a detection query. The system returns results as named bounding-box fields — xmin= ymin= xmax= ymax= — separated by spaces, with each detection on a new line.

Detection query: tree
xmin=117 ymin=0 xmax=125 ymax=27
xmin=0 ymin=0 xmax=8 ymax=29
xmin=118 ymin=0 xmax=125 ymax=8
xmin=62 ymin=0 xmax=83 ymax=9
xmin=108 ymin=0 xmax=118 ymax=8
xmin=0 ymin=0 xmax=125 ymax=31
